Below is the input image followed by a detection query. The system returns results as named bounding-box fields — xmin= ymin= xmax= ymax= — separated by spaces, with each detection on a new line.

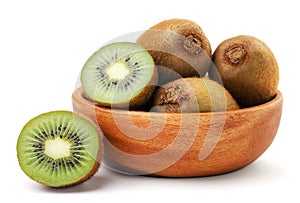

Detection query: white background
xmin=1 ymin=0 xmax=299 ymax=202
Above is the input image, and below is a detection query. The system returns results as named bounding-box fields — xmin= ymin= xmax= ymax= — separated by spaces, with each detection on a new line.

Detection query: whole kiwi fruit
xmin=152 ymin=77 xmax=239 ymax=113
xmin=81 ymin=42 xmax=157 ymax=109
xmin=137 ymin=18 xmax=212 ymax=85
xmin=17 ymin=111 xmax=101 ymax=188
xmin=209 ymin=35 xmax=279 ymax=108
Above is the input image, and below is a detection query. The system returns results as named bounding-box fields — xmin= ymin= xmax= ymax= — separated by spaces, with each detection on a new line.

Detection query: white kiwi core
xmin=44 ymin=138 xmax=71 ymax=159
xmin=106 ymin=62 xmax=130 ymax=80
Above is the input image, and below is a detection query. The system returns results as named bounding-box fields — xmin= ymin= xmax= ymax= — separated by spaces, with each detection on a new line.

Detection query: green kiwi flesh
xmin=17 ymin=111 xmax=100 ymax=188
xmin=137 ymin=18 xmax=212 ymax=85
xmin=152 ymin=77 xmax=239 ymax=113
xmin=81 ymin=42 xmax=157 ymax=109
xmin=209 ymin=35 xmax=279 ymax=108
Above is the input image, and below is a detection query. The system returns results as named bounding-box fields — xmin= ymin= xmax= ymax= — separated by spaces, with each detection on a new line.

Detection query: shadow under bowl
xmin=72 ymin=87 xmax=283 ymax=177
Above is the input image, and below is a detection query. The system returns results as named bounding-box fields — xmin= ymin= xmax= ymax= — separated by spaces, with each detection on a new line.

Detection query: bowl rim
xmin=73 ymin=87 xmax=283 ymax=116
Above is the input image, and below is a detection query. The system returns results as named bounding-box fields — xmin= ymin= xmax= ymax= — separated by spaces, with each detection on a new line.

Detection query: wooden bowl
xmin=72 ymin=87 xmax=283 ymax=177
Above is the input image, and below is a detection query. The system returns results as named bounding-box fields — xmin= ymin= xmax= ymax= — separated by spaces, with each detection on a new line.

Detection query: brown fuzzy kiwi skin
xmin=152 ymin=77 xmax=239 ymax=113
xmin=94 ymin=67 xmax=158 ymax=110
xmin=137 ymin=19 xmax=212 ymax=85
xmin=209 ymin=35 xmax=279 ymax=108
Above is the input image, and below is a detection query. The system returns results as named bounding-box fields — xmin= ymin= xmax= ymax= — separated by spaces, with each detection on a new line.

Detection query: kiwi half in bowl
xmin=81 ymin=42 xmax=157 ymax=109
xmin=17 ymin=111 xmax=101 ymax=188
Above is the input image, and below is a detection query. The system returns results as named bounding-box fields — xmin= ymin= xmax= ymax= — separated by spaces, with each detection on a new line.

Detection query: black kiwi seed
xmin=38 ymin=158 xmax=44 ymax=164
xmin=125 ymin=57 xmax=130 ymax=62
xmin=17 ymin=111 xmax=100 ymax=188
xmin=32 ymin=144 xmax=42 ymax=148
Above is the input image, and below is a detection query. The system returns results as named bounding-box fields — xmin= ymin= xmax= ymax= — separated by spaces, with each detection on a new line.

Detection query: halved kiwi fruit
xmin=81 ymin=42 xmax=157 ymax=109
xmin=152 ymin=77 xmax=239 ymax=113
xmin=17 ymin=111 xmax=101 ymax=188
xmin=209 ymin=35 xmax=279 ymax=108
xmin=137 ymin=18 xmax=212 ymax=85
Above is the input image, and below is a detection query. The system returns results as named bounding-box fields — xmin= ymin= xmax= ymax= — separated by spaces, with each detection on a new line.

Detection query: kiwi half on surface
xmin=17 ymin=111 xmax=101 ymax=188
xmin=81 ymin=42 xmax=157 ymax=109
xmin=152 ymin=77 xmax=239 ymax=113
xmin=209 ymin=35 xmax=279 ymax=108
xmin=137 ymin=18 xmax=212 ymax=85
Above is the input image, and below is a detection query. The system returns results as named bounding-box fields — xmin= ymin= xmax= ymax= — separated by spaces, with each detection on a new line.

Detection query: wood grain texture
xmin=72 ymin=87 xmax=283 ymax=177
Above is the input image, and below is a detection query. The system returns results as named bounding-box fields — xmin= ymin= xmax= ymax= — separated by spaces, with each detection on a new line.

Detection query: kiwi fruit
xmin=209 ymin=35 xmax=279 ymax=108
xmin=81 ymin=42 xmax=157 ymax=109
xmin=152 ymin=77 xmax=239 ymax=113
xmin=137 ymin=18 xmax=212 ymax=85
xmin=17 ymin=111 xmax=101 ymax=188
